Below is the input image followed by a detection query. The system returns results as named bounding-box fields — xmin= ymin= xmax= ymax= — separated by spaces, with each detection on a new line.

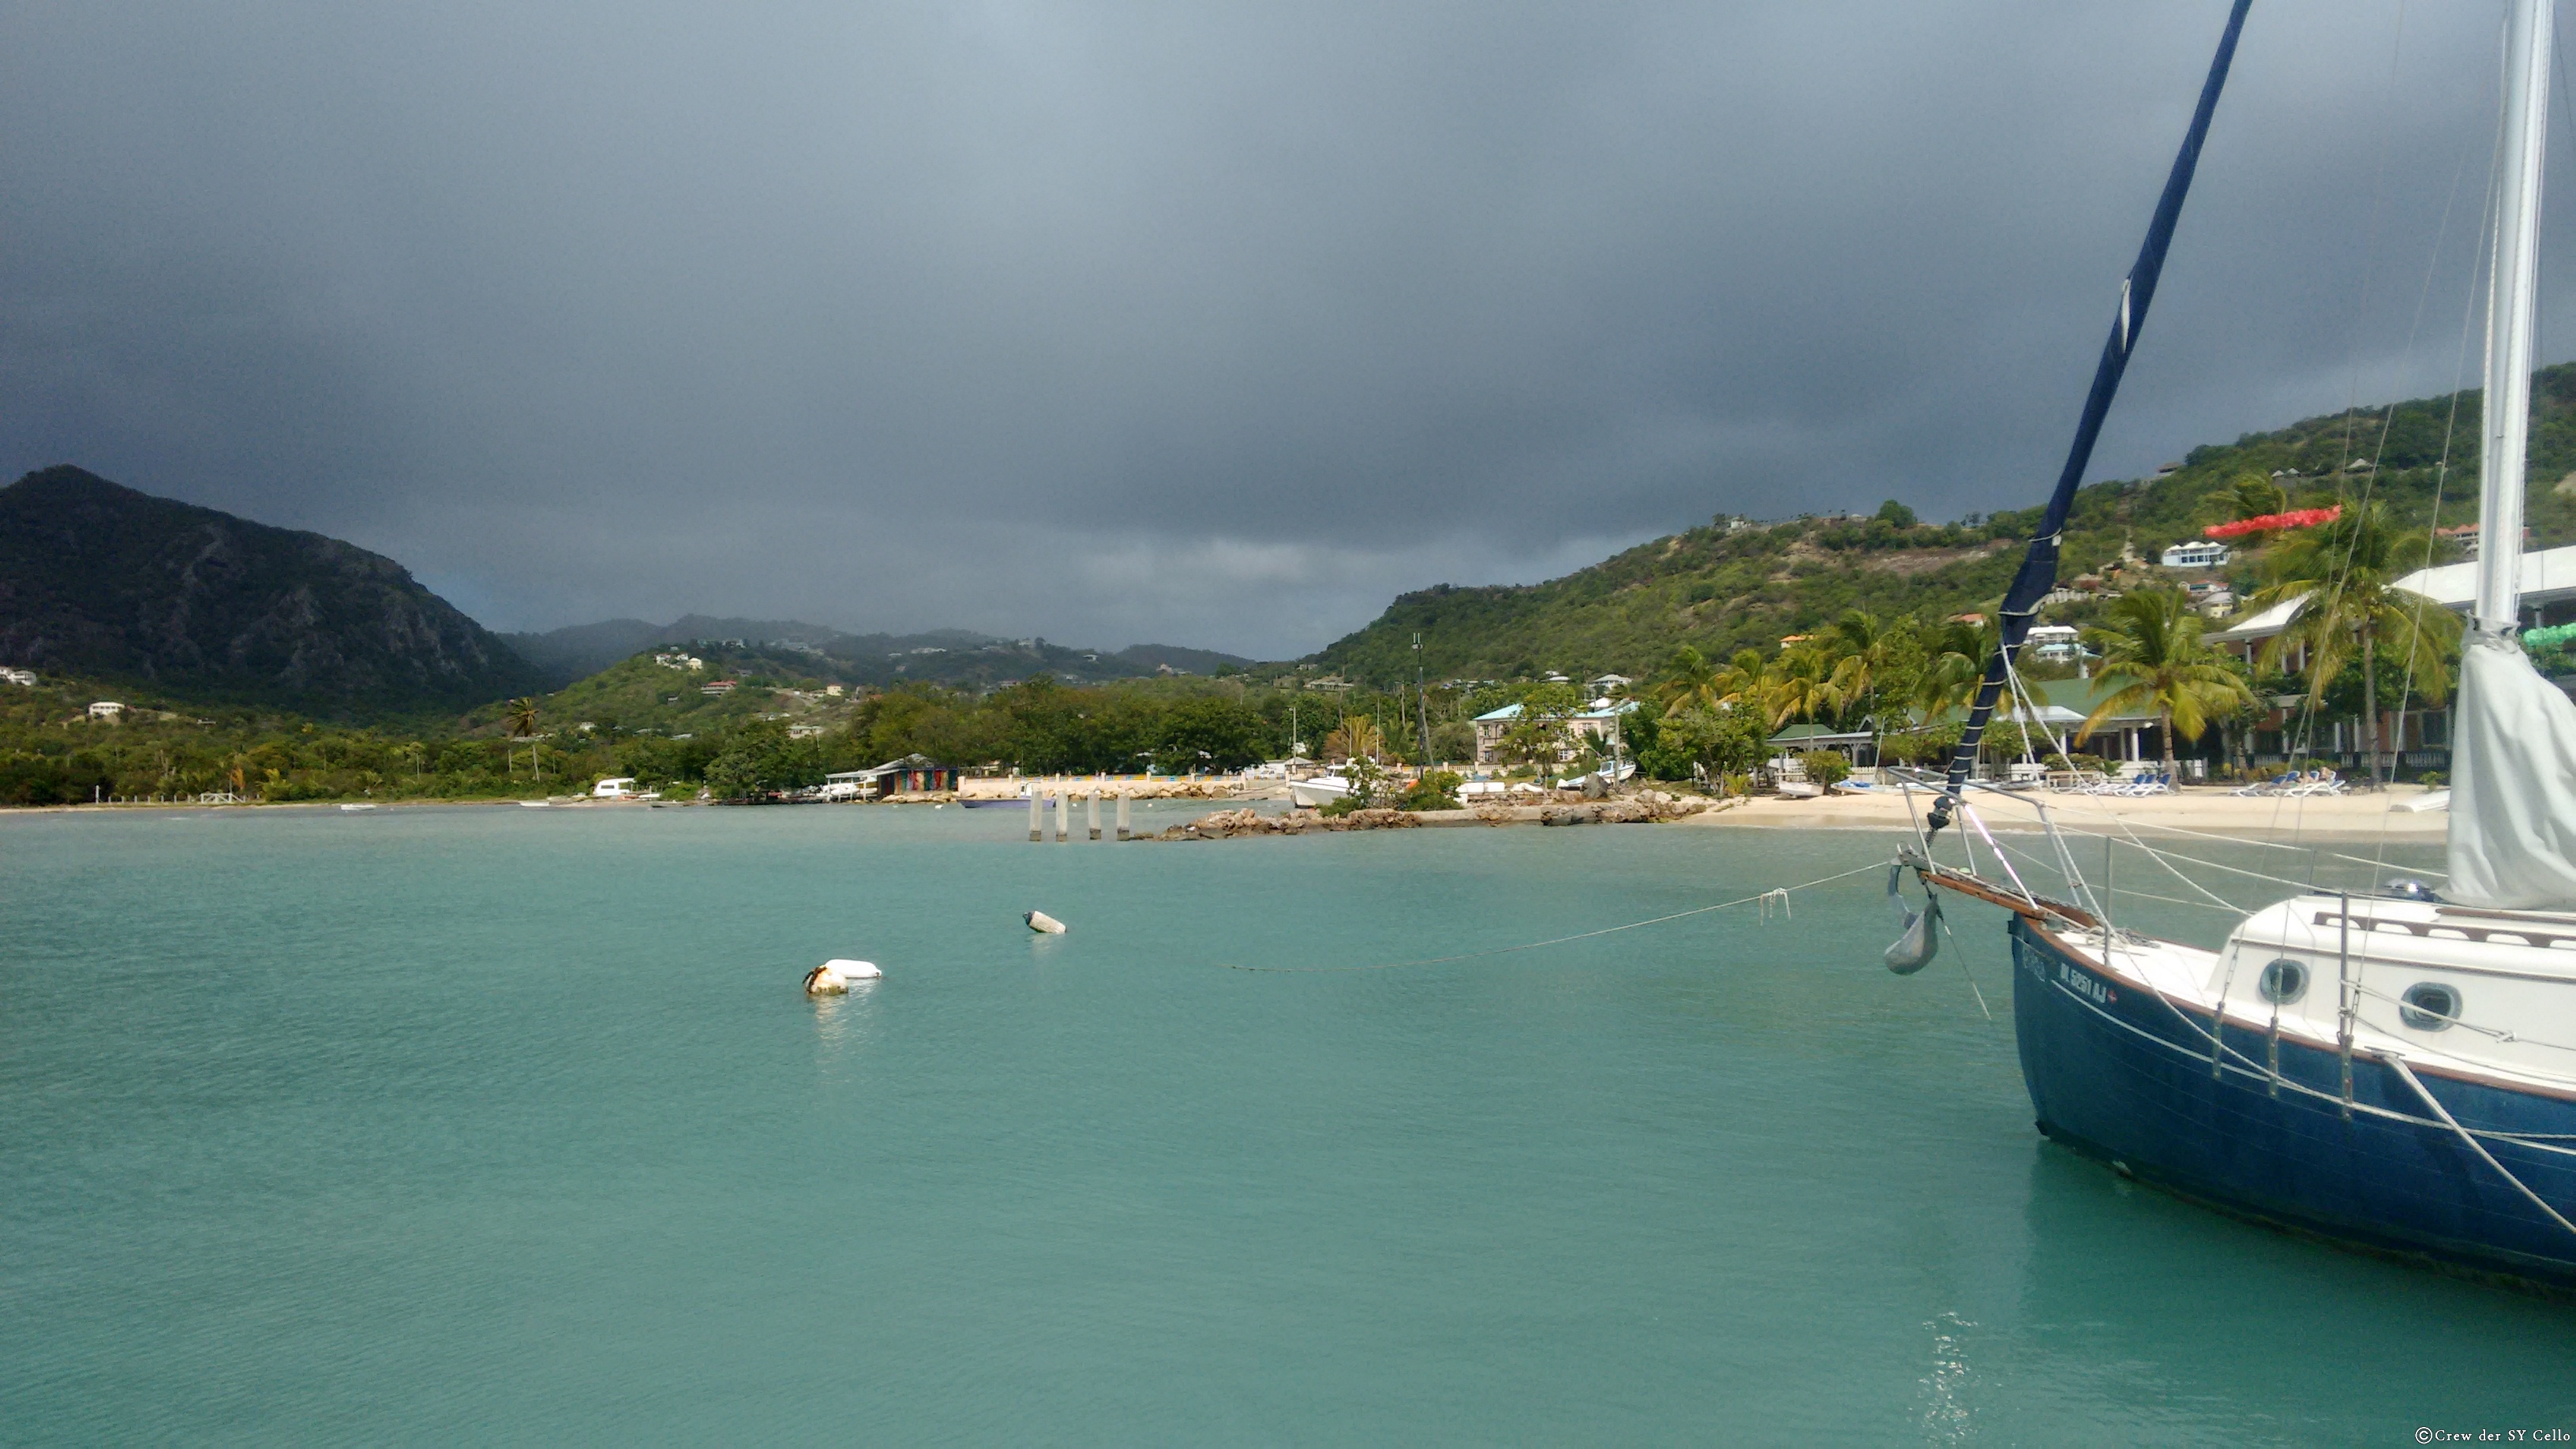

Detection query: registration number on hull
xmin=2055 ymin=959 xmax=2117 ymax=1006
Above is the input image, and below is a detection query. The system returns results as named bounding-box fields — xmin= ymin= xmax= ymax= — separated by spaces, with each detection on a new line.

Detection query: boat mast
xmin=1928 ymin=0 xmax=2254 ymax=834
xmin=2478 ymin=0 xmax=2552 ymax=635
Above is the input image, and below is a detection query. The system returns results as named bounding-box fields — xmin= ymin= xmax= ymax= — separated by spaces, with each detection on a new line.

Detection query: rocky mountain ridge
xmin=0 ymin=466 xmax=544 ymax=716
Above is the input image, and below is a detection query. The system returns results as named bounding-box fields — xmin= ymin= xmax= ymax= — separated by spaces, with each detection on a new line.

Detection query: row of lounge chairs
xmin=2051 ymin=770 xmax=2178 ymax=796
xmin=2230 ymin=770 xmax=2349 ymax=797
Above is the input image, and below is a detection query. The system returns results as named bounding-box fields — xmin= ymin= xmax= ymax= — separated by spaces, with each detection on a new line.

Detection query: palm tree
xmin=2249 ymin=500 xmax=2459 ymax=780
xmin=1712 ymin=648 xmax=1769 ymax=710
xmin=1652 ymin=646 xmax=1724 ymax=717
xmin=1913 ymin=616 xmax=1998 ymax=721
xmin=2204 ymin=470 xmax=2290 ymax=544
xmin=2078 ymin=588 xmax=2256 ymax=774
xmin=1763 ymin=646 xmax=1845 ymax=729
xmin=504 ymin=697 xmax=541 ymax=782
xmin=1324 ymin=714 xmax=1383 ymax=764
xmin=1823 ymin=609 xmax=1900 ymax=717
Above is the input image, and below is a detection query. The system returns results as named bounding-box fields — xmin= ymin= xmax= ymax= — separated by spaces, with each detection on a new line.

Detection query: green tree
xmin=1324 ymin=713 xmax=1384 ymax=764
xmin=1912 ymin=616 xmax=1998 ymax=722
xmin=2251 ymin=500 xmax=2459 ymax=779
xmin=2078 ymin=588 xmax=2258 ymax=774
xmin=1155 ymin=695 xmax=1270 ymax=773
xmin=1762 ymin=646 xmax=1844 ymax=728
xmin=1822 ymin=609 xmax=1915 ymax=724
xmin=503 ymin=697 xmax=541 ymax=783
xmin=2203 ymin=470 xmax=2290 ymax=544
xmin=1398 ymin=769 xmax=1463 ymax=811
xmin=1651 ymin=646 xmax=1724 ymax=717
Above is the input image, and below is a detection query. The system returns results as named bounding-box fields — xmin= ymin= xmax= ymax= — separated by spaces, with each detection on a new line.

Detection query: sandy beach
xmin=1683 ymin=783 xmax=2451 ymax=841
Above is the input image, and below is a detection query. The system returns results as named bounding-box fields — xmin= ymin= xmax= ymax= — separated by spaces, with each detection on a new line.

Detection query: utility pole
xmin=1413 ymin=632 xmax=1432 ymax=766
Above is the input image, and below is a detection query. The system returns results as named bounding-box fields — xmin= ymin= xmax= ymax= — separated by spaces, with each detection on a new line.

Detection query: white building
xmin=2160 ymin=540 xmax=2230 ymax=568
xmin=87 ymin=701 xmax=124 ymax=721
xmin=2024 ymin=624 xmax=2084 ymax=663
xmin=592 ymin=777 xmax=638 ymax=799
xmin=0 ymin=668 xmax=33 ymax=687
xmin=2211 ymin=542 xmax=2576 ymax=650
xmin=1470 ymin=698 xmax=1637 ymax=766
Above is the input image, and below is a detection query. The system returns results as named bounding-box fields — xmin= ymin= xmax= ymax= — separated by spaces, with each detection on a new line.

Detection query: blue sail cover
xmin=1930 ymin=0 xmax=2254 ymax=831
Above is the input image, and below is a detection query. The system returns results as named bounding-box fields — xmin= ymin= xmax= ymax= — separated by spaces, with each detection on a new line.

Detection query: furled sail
xmin=2446 ymin=0 xmax=2573 ymax=910
xmin=2448 ymin=635 xmax=2576 ymax=908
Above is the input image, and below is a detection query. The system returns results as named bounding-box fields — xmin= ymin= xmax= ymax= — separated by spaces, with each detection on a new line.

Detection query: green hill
xmin=1312 ymin=365 xmax=2576 ymax=685
xmin=0 ymin=466 xmax=545 ymax=716
xmin=504 ymin=616 xmax=1257 ymax=691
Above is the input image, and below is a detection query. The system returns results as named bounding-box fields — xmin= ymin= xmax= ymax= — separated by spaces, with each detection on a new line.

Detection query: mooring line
xmin=1222 ymin=863 xmax=1887 ymax=973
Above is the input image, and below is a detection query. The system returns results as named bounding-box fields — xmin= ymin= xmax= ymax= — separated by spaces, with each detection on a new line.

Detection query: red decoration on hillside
xmin=2203 ymin=504 xmax=2341 ymax=540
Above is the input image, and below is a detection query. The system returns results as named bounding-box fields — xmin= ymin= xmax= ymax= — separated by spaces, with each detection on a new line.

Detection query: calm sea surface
xmin=4 ymin=802 xmax=2569 ymax=1443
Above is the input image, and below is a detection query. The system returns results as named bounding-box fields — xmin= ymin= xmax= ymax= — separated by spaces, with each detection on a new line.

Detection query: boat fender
xmin=1882 ymin=863 xmax=1941 ymax=975
xmin=1025 ymin=910 xmax=1068 ymax=934
xmin=804 ymin=959 xmax=882 ymax=994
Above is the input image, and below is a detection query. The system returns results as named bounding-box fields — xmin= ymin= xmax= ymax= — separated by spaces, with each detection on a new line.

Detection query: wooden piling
xmin=1115 ymin=792 xmax=1130 ymax=841
xmin=1088 ymin=789 xmax=1102 ymax=841
xmin=1028 ymin=790 xmax=1042 ymax=842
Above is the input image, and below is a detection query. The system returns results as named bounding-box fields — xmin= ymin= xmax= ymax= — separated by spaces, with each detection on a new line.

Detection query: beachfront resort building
xmin=823 ymin=754 xmax=961 ymax=799
xmin=2200 ymin=541 xmax=2576 ymax=769
xmin=1470 ymin=698 xmax=1637 ymax=766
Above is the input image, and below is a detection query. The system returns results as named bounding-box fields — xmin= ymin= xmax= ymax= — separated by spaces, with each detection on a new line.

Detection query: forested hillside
xmin=1312 ymin=365 xmax=2576 ymax=686
xmin=0 ymin=466 xmax=545 ymax=714
xmin=504 ymin=614 xmax=1255 ymax=691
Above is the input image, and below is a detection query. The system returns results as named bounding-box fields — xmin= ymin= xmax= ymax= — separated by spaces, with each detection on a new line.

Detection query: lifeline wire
xmin=1223 ymin=862 xmax=1886 ymax=974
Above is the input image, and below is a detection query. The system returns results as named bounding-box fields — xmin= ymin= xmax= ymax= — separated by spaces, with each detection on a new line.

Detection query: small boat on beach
xmin=1288 ymin=776 xmax=1352 ymax=807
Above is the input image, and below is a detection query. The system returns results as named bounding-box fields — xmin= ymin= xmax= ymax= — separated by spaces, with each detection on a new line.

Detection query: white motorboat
xmin=1288 ymin=776 xmax=1353 ymax=807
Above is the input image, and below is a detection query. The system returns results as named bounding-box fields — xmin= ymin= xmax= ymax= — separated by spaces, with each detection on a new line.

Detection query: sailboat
xmin=1898 ymin=0 xmax=2576 ymax=1294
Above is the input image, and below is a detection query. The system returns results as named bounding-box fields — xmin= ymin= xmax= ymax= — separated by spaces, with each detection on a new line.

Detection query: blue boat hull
xmin=2009 ymin=916 xmax=2576 ymax=1293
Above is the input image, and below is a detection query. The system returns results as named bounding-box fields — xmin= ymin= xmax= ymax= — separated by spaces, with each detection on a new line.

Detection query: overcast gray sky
xmin=2 ymin=2 xmax=2566 ymax=658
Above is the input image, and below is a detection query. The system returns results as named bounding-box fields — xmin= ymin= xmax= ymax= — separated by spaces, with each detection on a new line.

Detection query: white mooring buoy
xmin=1025 ymin=910 xmax=1067 ymax=934
xmin=803 ymin=959 xmax=883 ymax=994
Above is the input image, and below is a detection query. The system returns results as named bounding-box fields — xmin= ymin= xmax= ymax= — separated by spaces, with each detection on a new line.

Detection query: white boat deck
xmin=2043 ymin=894 xmax=2576 ymax=1095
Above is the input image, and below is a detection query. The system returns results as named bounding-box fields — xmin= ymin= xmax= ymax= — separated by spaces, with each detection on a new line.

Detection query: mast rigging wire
xmin=1222 ymin=862 xmax=1885 ymax=973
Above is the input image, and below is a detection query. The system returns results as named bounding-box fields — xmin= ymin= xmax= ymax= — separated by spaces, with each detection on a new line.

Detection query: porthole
xmin=2258 ymin=958 xmax=2308 ymax=1005
xmin=2400 ymin=982 xmax=2461 ymax=1032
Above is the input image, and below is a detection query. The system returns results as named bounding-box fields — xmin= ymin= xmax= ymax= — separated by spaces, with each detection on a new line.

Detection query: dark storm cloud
xmin=0 ymin=3 xmax=2553 ymax=657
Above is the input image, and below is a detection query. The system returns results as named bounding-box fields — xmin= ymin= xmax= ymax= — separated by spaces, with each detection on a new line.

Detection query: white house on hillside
xmin=1471 ymin=698 xmax=1637 ymax=766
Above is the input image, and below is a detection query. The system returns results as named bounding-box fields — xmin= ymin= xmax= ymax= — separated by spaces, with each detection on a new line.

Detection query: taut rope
xmin=1222 ymin=863 xmax=1885 ymax=974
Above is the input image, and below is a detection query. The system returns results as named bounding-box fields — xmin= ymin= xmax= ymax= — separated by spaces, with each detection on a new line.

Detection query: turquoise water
xmin=4 ymin=803 xmax=2570 ymax=1443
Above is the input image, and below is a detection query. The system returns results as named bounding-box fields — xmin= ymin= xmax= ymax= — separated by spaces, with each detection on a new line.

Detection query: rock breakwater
xmin=1145 ymin=791 xmax=1719 ymax=841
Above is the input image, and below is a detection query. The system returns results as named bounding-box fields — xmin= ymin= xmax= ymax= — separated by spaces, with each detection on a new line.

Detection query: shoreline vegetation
xmin=18 ymin=365 xmax=2571 ymax=822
